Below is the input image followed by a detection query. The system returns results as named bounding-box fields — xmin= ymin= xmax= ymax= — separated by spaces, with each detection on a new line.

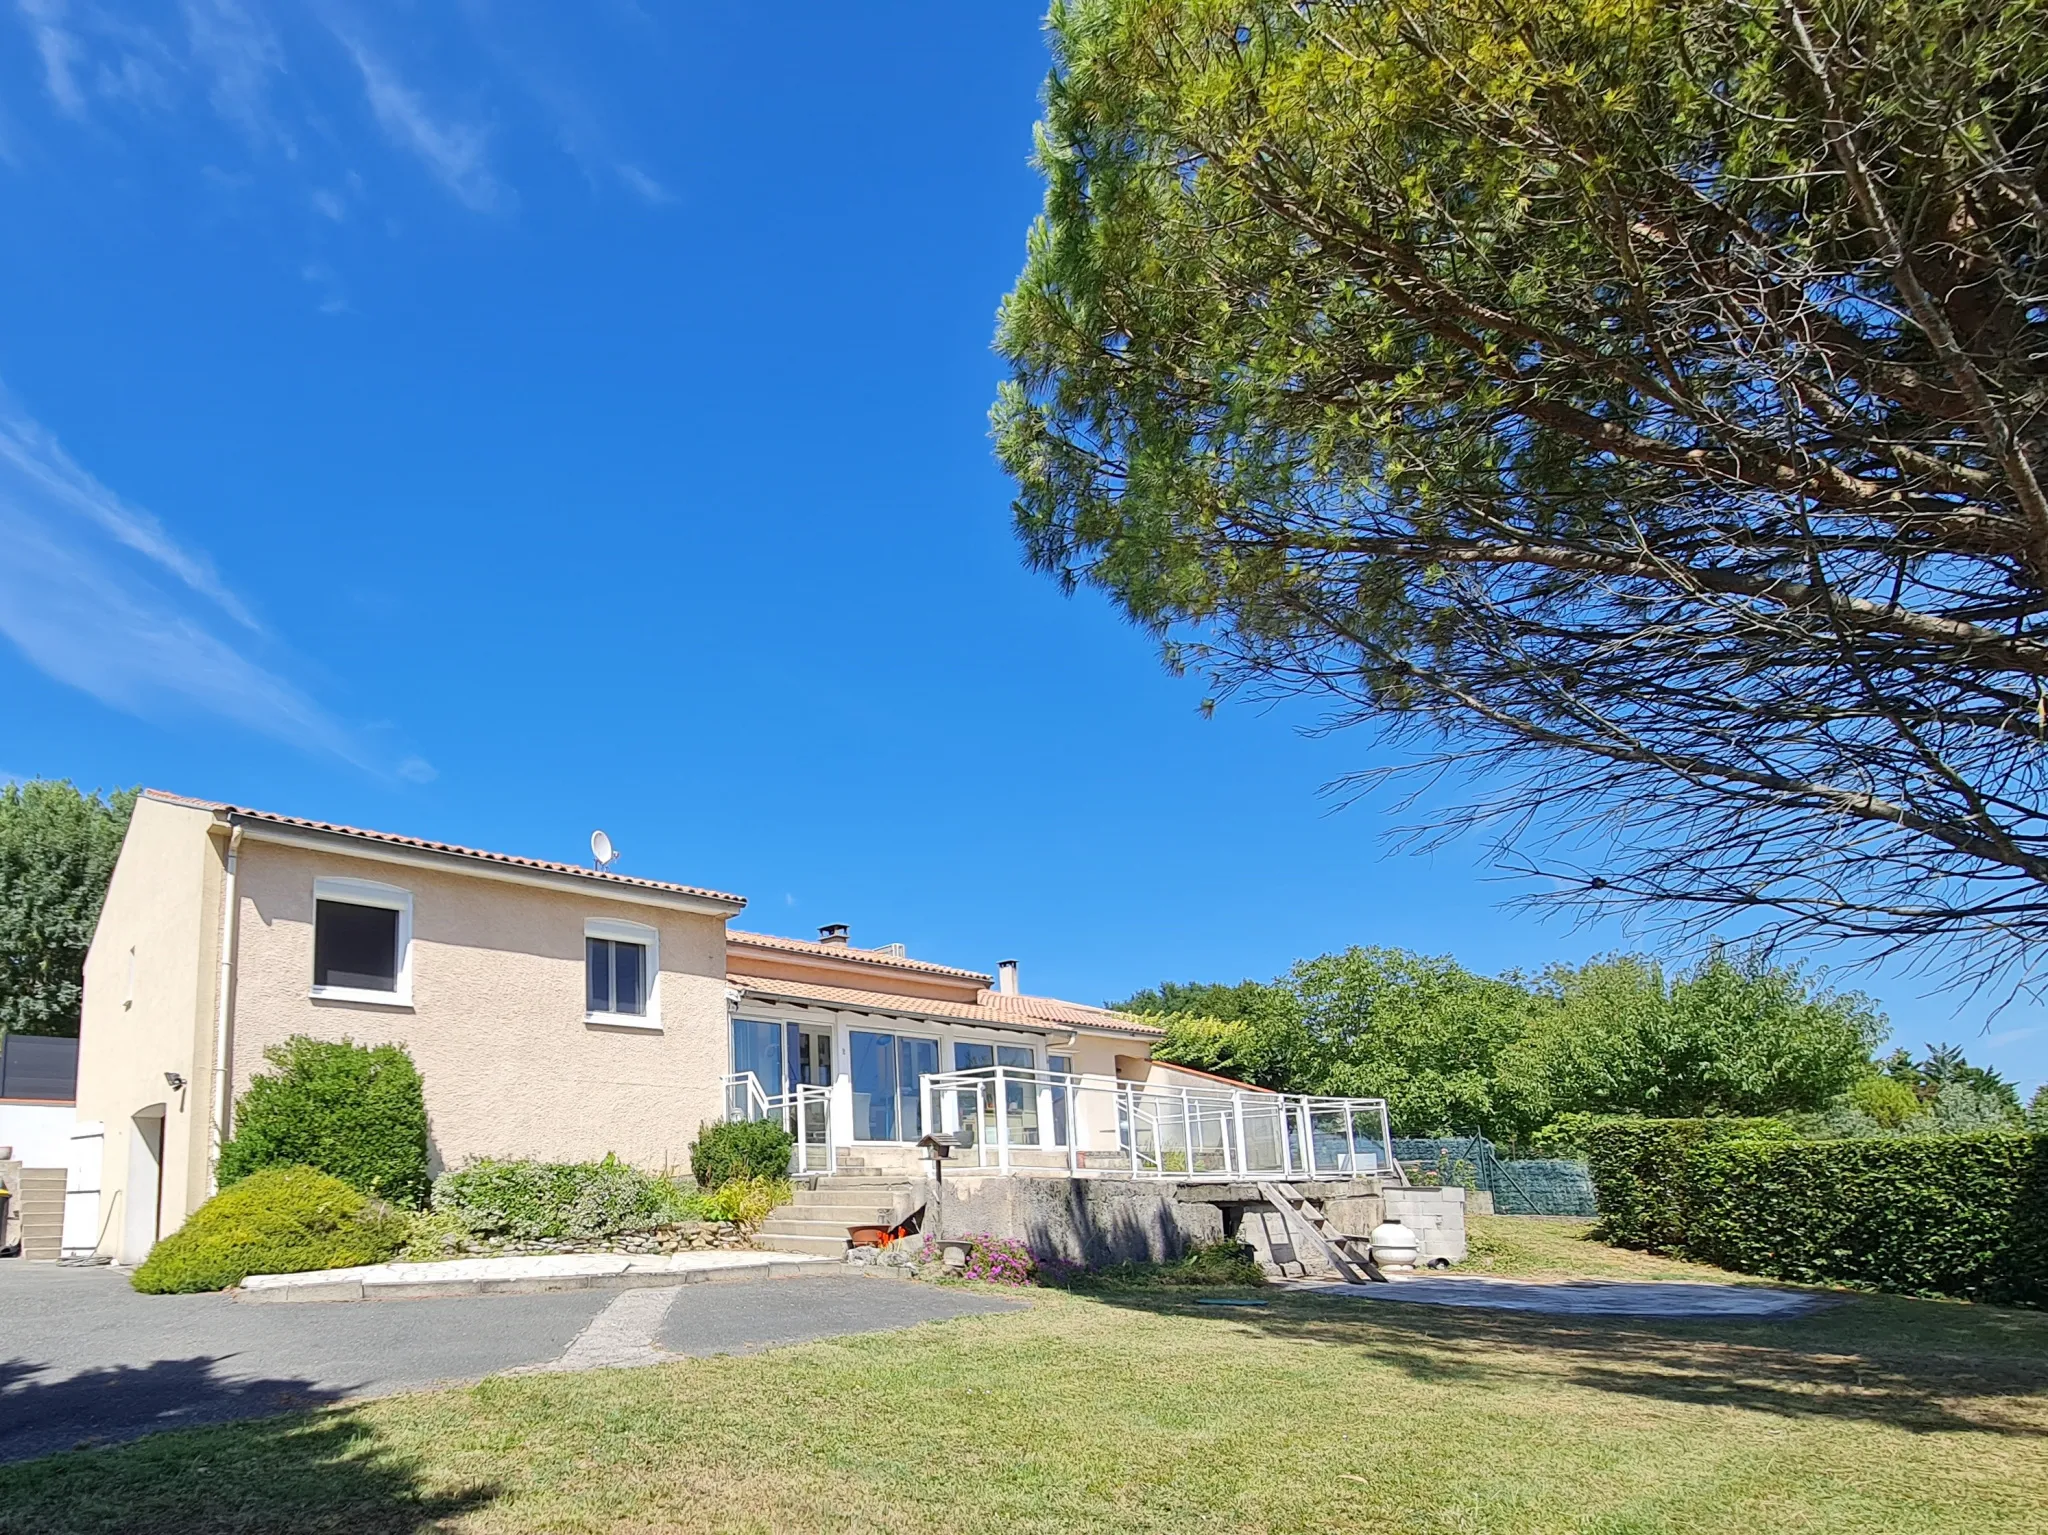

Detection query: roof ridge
xmin=726 ymin=928 xmax=991 ymax=982
xmin=142 ymin=790 xmax=746 ymax=907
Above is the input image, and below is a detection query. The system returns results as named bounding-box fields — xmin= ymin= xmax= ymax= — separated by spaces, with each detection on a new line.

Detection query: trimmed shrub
xmin=432 ymin=1156 xmax=693 ymax=1241
xmin=1583 ymin=1117 xmax=1794 ymax=1250
xmin=132 ymin=1165 xmax=404 ymax=1294
xmin=688 ymin=1119 xmax=793 ymax=1188
xmin=217 ymin=1036 xmax=430 ymax=1208
xmin=1682 ymin=1132 xmax=2048 ymax=1304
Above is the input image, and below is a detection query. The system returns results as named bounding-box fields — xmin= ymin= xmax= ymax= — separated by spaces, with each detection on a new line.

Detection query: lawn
xmin=2 ymin=1237 xmax=2044 ymax=1534
xmin=1460 ymin=1214 xmax=1786 ymax=1283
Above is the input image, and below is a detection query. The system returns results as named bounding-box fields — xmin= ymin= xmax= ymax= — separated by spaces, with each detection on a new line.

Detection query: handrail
xmin=717 ymin=1064 xmax=1397 ymax=1185
xmin=719 ymin=1073 xmax=835 ymax=1176
xmin=921 ymin=1068 xmax=1397 ymax=1183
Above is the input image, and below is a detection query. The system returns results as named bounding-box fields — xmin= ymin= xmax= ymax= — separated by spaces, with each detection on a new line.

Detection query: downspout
xmin=207 ymin=819 xmax=243 ymax=1193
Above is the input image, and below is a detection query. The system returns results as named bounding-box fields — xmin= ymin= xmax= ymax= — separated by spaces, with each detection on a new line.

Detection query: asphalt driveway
xmin=0 ymin=1261 xmax=1020 ymax=1464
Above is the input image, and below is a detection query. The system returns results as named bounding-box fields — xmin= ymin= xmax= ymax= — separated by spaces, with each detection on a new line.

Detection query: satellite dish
xmin=590 ymin=829 xmax=617 ymax=869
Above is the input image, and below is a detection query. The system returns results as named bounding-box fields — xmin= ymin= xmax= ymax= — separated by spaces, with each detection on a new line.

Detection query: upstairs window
xmin=586 ymin=937 xmax=647 ymax=1016
xmin=311 ymin=877 xmax=413 ymax=1004
xmin=585 ymin=917 xmax=659 ymax=1026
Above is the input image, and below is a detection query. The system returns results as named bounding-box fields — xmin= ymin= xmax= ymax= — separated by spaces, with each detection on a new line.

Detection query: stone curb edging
xmin=234 ymin=1250 xmax=840 ymax=1304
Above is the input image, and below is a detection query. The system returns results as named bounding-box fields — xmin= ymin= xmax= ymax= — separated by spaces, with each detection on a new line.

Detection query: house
xmin=71 ymin=791 xmax=1397 ymax=1265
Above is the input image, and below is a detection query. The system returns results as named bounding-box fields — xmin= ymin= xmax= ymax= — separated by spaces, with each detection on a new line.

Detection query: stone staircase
xmin=755 ymin=1169 xmax=918 ymax=1259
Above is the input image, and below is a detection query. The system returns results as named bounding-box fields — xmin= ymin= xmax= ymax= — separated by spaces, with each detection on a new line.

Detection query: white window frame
xmin=309 ymin=876 xmax=414 ymax=1007
xmin=585 ymin=916 xmax=660 ymax=1030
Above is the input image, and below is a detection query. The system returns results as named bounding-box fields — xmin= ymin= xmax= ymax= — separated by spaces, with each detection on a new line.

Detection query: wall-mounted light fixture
xmin=164 ymin=1071 xmax=186 ymax=1092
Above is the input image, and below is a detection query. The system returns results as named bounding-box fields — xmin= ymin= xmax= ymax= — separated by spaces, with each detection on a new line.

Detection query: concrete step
xmin=755 ymin=1231 xmax=853 ymax=1257
xmin=788 ymin=1201 xmax=898 ymax=1223
xmin=759 ymin=1216 xmax=871 ymax=1238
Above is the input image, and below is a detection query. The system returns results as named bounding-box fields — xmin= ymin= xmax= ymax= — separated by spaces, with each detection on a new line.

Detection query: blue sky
xmin=0 ymin=1 xmax=2040 ymax=1096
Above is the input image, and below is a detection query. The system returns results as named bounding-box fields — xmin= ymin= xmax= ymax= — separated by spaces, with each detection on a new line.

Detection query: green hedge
xmin=217 ymin=1036 xmax=431 ymax=1208
xmin=688 ymin=1119 xmax=793 ymax=1188
xmin=1683 ymin=1133 xmax=2048 ymax=1304
xmin=1583 ymin=1118 xmax=1794 ymax=1250
xmin=132 ymin=1165 xmax=405 ymax=1294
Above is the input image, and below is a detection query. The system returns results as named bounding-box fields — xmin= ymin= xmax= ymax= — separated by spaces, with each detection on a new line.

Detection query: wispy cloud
xmin=338 ymin=34 xmax=503 ymax=213
xmin=614 ymin=162 xmax=670 ymax=205
xmin=183 ymin=0 xmax=287 ymax=149
xmin=16 ymin=0 xmax=88 ymax=118
xmin=0 ymin=390 xmax=370 ymax=766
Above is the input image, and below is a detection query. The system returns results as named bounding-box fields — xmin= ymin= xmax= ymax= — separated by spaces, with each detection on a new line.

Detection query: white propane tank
xmin=1368 ymin=1221 xmax=1422 ymax=1271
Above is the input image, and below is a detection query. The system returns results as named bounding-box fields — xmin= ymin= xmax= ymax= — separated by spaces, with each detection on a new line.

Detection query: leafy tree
xmin=1846 ymin=1074 xmax=1926 ymax=1130
xmin=0 ymin=780 xmax=137 ymax=1037
xmin=2027 ymin=1084 xmax=2048 ymax=1131
xmin=1112 ymin=978 xmax=1282 ymax=1022
xmin=1879 ymin=1042 xmax=2025 ymax=1120
xmin=1129 ymin=942 xmax=1883 ymax=1138
xmin=1121 ymin=976 xmax=1313 ymax=1088
xmin=997 ymin=0 xmax=2048 ymax=986
xmin=1523 ymin=950 xmax=1885 ymax=1121
xmin=1287 ymin=947 xmax=1543 ymax=1136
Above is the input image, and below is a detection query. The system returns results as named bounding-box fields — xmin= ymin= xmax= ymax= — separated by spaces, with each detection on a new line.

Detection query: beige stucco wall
xmin=227 ymin=838 xmax=730 ymax=1177
xmin=75 ymin=795 xmax=223 ymax=1257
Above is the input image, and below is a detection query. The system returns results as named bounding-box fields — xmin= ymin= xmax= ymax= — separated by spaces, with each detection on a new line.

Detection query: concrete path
xmin=236 ymin=1248 xmax=837 ymax=1303
xmin=0 ymin=1261 xmax=1018 ymax=1465
xmin=1291 ymin=1274 xmax=1825 ymax=1317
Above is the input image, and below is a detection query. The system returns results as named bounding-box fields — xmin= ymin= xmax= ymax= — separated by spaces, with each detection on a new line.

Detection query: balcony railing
xmin=925 ymin=1067 xmax=1401 ymax=1183
xmin=721 ymin=1067 xmax=1401 ymax=1184
xmin=721 ymin=1073 xmax=835 ymax=1176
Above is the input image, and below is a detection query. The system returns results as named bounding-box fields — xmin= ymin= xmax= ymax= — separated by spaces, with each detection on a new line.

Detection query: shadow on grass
xmin=1073 ymin=1287 xmax=2048 ymax=1439
xmin=0 ymin=1358 xmax=497 ymax=1534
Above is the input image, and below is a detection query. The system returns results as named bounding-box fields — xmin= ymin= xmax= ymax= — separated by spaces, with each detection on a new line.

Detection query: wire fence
xmin=1392 ymin=1135 xmax=1599 ymax=1217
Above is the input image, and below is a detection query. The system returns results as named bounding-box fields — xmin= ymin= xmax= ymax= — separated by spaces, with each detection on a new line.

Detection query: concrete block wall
xmin=894 ymin=1173 xmax=1467 ymax=1271
xmin=912 ymin=1174 xmax=1224 ymax=1266
xmin=1383 ymin=1184 xmax=1468 ymax=1263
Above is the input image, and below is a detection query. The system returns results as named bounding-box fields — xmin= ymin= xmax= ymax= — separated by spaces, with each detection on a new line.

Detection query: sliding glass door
xmin=848 ymin=1030 xmax=941 ymax=1142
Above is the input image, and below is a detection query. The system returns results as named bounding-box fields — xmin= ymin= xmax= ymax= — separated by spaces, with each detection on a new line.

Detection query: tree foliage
xmin=217 ymin=1036 xmax=432 ymax=1208
xmin=1139 ymin=944 xmax=1888 ymax=1137
xmin=0 ymin=779 xmax=136 ymax=1037
xmin=997 ymin=0 xmax=2048 ymax=985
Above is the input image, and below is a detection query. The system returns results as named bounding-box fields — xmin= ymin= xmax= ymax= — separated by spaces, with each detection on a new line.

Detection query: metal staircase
xmin=1257 ymin=1181 xmax=1385 ymax=1284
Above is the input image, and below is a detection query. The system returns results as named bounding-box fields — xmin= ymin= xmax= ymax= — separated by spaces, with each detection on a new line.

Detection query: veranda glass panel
xmin=998 ymin=1045 xmax=1038 ymax=1146
xmin=952 ymin=1042 xmax=994 ymax=1144
xmin=897 ymin=1037 xmax=938 ymax=1141
xmin=1048 ymin=1054 xmax=1074 ymax=1148
xmin=730 ymin=1019 xmax=783 ymax=1110
xmin=849 ymin=1030 xmax=899 ymax=1141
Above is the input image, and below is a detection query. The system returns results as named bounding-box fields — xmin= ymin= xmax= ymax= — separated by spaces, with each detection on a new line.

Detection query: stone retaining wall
xmin=421 ymin=1220 xmax=751 ymax=1259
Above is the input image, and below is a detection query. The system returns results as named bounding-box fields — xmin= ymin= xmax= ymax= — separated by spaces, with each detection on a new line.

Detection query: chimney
xmin=818 ymin=923 xmax=850 ymax=946
xmin=996 ymin=959 xmax=1019 ymax=995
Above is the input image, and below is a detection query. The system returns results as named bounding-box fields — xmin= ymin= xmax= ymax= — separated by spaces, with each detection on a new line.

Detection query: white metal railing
xmin=919 ymin=1067 xmax=1402 ymax=1184
xmin=720 ymin=1073 xmax=834 ymax=1176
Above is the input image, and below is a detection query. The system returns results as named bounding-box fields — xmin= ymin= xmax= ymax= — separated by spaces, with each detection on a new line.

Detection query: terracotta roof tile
xmin=726 ymin=928 xmax=991 ymax=983
xmin=727 ymin=971 xmax=1162 ymax=1037
xmin=142 ymin=789 xmax=747 ymax=908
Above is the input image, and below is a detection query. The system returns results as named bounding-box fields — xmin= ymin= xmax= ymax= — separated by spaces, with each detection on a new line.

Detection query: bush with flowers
xmin=916 ymin=1233 xmax=1082 ymax=1285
